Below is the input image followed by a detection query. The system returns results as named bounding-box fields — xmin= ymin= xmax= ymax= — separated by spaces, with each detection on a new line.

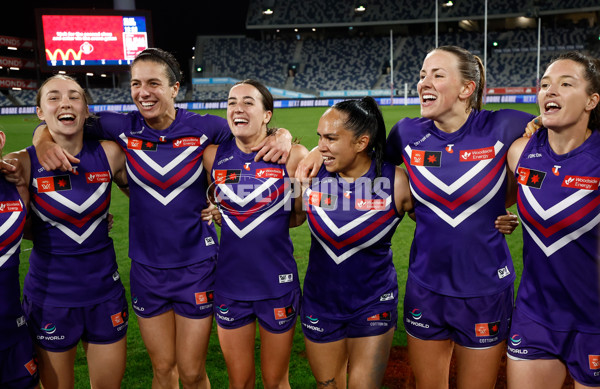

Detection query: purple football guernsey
xmin=24 ymin=141 xmax=121 ymax=306
xmin=87 ymin=109 xmax=230 ymax=268
xmin=0 ymin=177 xmax=28 ymax=349
xmin=303 ymin=162 xmax=402 ymax=318
xmin=212 ymin=138 xmax=299 ymax=300
xmin=386 ymin=109 xmax=534 ymax=297
xmin=514 ymin=128 xmax=600 ymax=332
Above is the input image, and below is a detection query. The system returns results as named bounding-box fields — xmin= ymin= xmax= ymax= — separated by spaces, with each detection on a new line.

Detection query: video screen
xmin=35 ymin=9 xmax=153 ymax=72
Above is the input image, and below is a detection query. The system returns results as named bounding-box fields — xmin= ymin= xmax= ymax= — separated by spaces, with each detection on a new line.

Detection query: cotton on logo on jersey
xmin=410 ymin=150 xmax=441 ymax=167
xmin=214 ymin=169 xmax=242 ymax=184
xmin=517 ymin=167 xmax=546 ymax=189
xmin=562 ymin=175 xmax=600 ymax=190
xmin=127 ymin=137 xmax=157 ymax=151
xmin=85 ymin=171 xmax=111 ymax=184
xmin=37 ymin=175 xmax=72 ymax=192
xmin=0 ymin=201 xmax=23 ymax=213
xmin=459 ymin=146 xmax=495 ymax=162
xmin=173 ymin=137 xmax=201 ymax=148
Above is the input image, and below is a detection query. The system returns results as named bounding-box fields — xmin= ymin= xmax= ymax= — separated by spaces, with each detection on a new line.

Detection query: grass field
xmin=1 ymin=102 xmax=540 ymax=388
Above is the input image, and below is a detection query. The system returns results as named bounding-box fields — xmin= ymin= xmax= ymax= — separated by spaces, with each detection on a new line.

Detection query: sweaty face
xmin=227 ymin=83 xmax=272 ymax=142
xmin=37 ymin=78 xmax=89 ymax=138
xmin=417 ymin=50 xmax=468 ymax=122
xmin=538 ymin=59 xmax=598 ymax=132
xmin=130 ymin=60 xmax=178 ymax=128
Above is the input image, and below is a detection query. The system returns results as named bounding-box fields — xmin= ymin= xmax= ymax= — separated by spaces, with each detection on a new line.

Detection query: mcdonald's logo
xmin=46 ymin=48 xmax=83 ymax=61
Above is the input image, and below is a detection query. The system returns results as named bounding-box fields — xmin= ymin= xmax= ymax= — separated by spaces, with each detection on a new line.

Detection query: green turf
xmin=2 ymin=102 xmax=539 ymax=388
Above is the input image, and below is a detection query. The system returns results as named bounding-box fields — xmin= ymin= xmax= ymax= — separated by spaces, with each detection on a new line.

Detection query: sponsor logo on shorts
xmin=302 ymin=315 xmax=324 ymax=332
xmin=24 ymin=359 xmax=37 ymax=375
xmin=367 ymin=311 xmax=391 ymax=321
xmin=112 ymin=271 xmax=120 ymax=281
xmin=195 ymin=290 xmax=214 ymax=305
xmin=510 ymin=334 xmax=522 ymax=346
xmin=41 ymin=323 xmax=56 ymax=335
xmin=16 ymin=315 xmax=26 ymax=327
xmin=380 ymin=292 xmax=394 ymax=301
xmin=38 ymin=323 xmax=65 ymax=341
xmin=204 ymin=237 xmax=215 ymax=246
xmin=278 ymin=273 xmax=293 ymax=283
xmin=111 ymin=311 xmax=127 ymax=327
xmin=132 ymin=295 xmax=145 ymax=312
xmin=475 ymin=321 xmax=500 ymax=337
xmin=217 ymin=304 xmax=229 ymax=314
xmin=217 ymin=304 xmax=234 ymax=322
xmin=274 ymin=305 xmax=295 ymax=320
xmin=497 ymin=266 xmax=510 ymax=279
xmin=410 ymin=308 xmax=422 ymax=320
xmin=589 ymin=355 xmax=600 ymax=370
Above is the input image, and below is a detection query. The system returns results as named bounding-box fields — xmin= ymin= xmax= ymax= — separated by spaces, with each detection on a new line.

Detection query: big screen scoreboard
xmin=35 ymin=9 xmax=153 ymax=72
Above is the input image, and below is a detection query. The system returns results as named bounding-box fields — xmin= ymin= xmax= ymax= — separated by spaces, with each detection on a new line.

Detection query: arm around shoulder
xmin=101 ymin=141 xmax=128 ymax=196
xmin=288 ymin=144 xmax=309 ymax=228
xmin=507 ymin=136 xmax=530 ymax=176
xmin=394 ymin=166 xmax=413 ymax=216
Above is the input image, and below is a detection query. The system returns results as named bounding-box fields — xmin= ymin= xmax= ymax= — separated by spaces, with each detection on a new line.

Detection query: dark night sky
xmin=3 ymin=0 xmax=250 ymax=76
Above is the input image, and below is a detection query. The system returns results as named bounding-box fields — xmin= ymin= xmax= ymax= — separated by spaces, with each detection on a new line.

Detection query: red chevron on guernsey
xmin=124 ymin=149 xmax=202 ymax=191
xmin=517 ymin=191 xmax=600 ymax=239
xmin=403 ymin=153 xmax=506 ymax=211
xmin=218 ymin=182 xmax=288 ymax=222
xmin=33 ymin=193 xmax=110 ymax=229
xmin=307 ymin=207 xmax=396 ymax=250
xmin=0 ymin=216 xmax=25 ymax=252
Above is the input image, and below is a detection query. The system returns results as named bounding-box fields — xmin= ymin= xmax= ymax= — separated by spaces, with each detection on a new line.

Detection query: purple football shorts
xmin=23 ymin=287 xmax=128 ymax=352
xmin=0 ymin=331 xmax=39 ymax=389
xmin=301 ymin=292 xmax=398 ymax=343
xmin=214 ymin=287 xmax=300 ymax=333
xmin=130 ymin=257 xmax=216 ymax=319
xmin=403 ymin=276 xmax=513 ymax=348
xmin=507 ymin=306 xmax=600 ymax=387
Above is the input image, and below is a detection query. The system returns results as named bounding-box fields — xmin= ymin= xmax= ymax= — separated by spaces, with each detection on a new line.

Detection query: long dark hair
xmin=547 ymin=51 xmax=600 ymax=131
xmin=331 ymin=96 xmax=387 ymax=180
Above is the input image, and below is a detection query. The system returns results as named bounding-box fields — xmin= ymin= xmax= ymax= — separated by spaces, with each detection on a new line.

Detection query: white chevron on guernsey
xmin=119 ymin=133 xmax=208 ymax=176
xmin=32 ymin=180 xmax=109 ymax=214
xmin=306 ymin=188 xmax=393 ymax=236
xmin=221 ymin=189 xmax=292 ymax=238
xmin=126 ymin=162 xmax=204 ymax=206
xmin=216 ymin=177 xmax=279 ymax=207
xmin=521 ymin=185 xmax=595 ymax=220
xmin=0 ymin=206 xmax=21 ymax=236
xmin=32 ymin=204 xmax=108 ymax=245
xmin=522 ymin=212 xmax=600 ymax=257
xmin=0 ymin=238 xmax=23 ymax=268
xmin=404 ymin=141 xmax=504 ymax=195
xmin=308 ymin=218 xmax=400 ymax=265
xmin=410 ymin=168 xmax=506 ymax=228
